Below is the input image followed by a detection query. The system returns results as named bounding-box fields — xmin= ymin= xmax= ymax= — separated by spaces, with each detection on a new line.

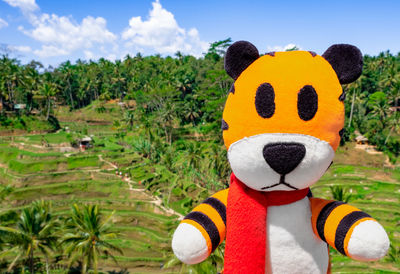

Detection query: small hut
xmin=79 ymin=137 xmax=93 ymax=150
xmin=355 ymin=135 xmax=369 ymax=145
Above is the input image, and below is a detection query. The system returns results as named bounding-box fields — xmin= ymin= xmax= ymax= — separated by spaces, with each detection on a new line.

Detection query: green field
xmin=0 ymin=133 xmax=182 ymax=272
xmin=0 ymin=106 xmax=399 ymax=273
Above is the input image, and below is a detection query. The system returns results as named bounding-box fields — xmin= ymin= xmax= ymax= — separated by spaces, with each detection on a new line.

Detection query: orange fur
xmin=192 ymin=203 xmax=226 ymax=244
xmin=212 ymin=188 xmax=229 ymax=206
xmin=222 ymin=51 xmax=344 ymax=150
xmin=310 ymin=198 xmax=335 ymax=236
xmin=324 ymin=204 xmax=359 ymax=250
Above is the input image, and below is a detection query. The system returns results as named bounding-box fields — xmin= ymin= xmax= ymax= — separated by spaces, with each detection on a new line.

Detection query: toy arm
xmin=172 ymin=188 xmax=228 ymax=264
xmin=310 ymin=198 xmax=389 ymax=261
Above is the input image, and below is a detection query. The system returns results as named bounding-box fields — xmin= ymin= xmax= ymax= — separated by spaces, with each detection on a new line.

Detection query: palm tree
xmin=57 ymin=61 xmax=76 ymax=109
xmin=21 ymin=61 xmax=43 ymax=113
xmin=384 ymin=111 xmax=400 ymax=145
xmin=61 ymin=204 xmax=122 ymax=273
xmin=368 ymin=91 xmax=390 ymax=128
xmin=182 ymin=98 xmax=200 ymax=126
xmin=111 ymin=61 xmax=127 ymax=99
xmin=37 ymin=82 xmax=59 ymax=120
xmin=182 ymin=141 xmax=204 ymax=170
xmin=157 ymin=99 xmax=177 ymax=144
xmin=346 ymin=78 xmax=362 ymax=128
xmin=123 ymin=109 xmax=135 ymax=130
xmin=0 ymin=200 xmax=59 ymax=273
xmin=206 ymin=143 xmax=230 ymax=180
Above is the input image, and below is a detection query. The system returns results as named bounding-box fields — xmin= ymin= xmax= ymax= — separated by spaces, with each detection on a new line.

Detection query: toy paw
xmin=172 ymin=223 xmax=209 ymax=264
xmin=347 ymin=220 xmax=390 ymax=261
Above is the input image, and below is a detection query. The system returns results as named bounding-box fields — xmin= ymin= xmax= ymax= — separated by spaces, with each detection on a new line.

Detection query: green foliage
xmin=67 ymin=156 xmax=99 ymax=169
xmin=344 ymin=52 xmax=400 ymax=158
xmin=329 ymin=186 xmax=353 ymax=203
xmin=386 ymin=242 xmax=400 ymax=263
xmin=205 ymin=38 xmax=232 ymax=62
xmin=0 ymin=200 xmax=59 ymax=273
xmin=333 ymin=165 xmax=355 ymax=174
xmin=0 ymin=114 xmax=55 ymax=132
xmin=164 ymin=244 xmax=225 ymax=273
xmin=0 ymin=185 xmax=13 ymax=201
xmin=2 ymin=45 xmax=397 ymax=158
xmin=61 ymin=204 xmax=122 ymax=273
xmin=0 ymin=42 xmax=399 ymax=272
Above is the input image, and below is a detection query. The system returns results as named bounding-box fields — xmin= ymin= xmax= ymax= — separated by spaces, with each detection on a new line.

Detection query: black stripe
xmin=335 ymin=211 xmax=371 ymax=255
xmin=307 ymin=189 xmax=313 ymax=198
xmin=339 ymin=91 xmax=346 ymax=101
xmin=203 ymin=197 xmax=226 ymax=226
xmin=316 ymin=201 xmax=344 ymax=242
xmin=184 ymin=211 xmax=220 ymax=252
xmin=221 ymin=119 xmax=229 ymax=131
xmin=229 ymin=83 xmax=235 ymax=94
xmin=308 ymin=51 xmax=317 ymax=57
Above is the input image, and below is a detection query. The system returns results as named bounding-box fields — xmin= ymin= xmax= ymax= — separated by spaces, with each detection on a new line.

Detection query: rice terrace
xmin=0 ymin=0 xmax=400 ymax=273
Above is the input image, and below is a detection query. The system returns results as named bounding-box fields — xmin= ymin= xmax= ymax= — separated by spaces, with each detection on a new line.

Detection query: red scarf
xmin=224 ymin=173 xmax=309 ymax=274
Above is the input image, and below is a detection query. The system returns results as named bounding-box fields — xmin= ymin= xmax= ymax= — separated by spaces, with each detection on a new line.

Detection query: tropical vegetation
xmin=0 ymin=40 xmax=399 ymax=161
xmin=0 ymin=39 xmax=399 ymax=272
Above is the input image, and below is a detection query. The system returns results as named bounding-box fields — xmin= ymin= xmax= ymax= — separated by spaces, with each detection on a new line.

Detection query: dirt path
xmin=124 ymin=177 xmax=183 ymax=218
xmin=97 ymin=154 xmax=183 ymax=218
xmin=98 ymin=154 xmax=118 ymax=169
xmin=1 ymin=143 xmax=183 ymax=218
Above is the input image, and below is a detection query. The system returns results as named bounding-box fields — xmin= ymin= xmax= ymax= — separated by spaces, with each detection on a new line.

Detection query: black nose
xmin=262 ymin=142 xmax=306 ymax=175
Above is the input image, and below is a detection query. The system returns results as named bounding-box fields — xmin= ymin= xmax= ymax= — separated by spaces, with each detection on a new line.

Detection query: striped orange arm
xmin=310 ymin=198 xmax=375 ymax=257
xmin=181 ymin=188 xmax=229 ymax=255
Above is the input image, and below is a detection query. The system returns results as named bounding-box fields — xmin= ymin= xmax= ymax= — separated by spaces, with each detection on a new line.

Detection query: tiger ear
xmin=224 ymin=41 xmax=259 ymax=80
xmin=322 ymin=44 xmax=363 ymax=84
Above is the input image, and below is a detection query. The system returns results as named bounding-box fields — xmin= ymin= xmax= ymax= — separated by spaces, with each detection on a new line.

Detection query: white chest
xmin=267 ymin=197 xmax=329 ymax=274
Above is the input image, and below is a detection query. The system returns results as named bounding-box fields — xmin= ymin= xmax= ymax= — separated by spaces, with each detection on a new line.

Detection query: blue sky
xmin=0 ymin=0 xmax=399 ymax=66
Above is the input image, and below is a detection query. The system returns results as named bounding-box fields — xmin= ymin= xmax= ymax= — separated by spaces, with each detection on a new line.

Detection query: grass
xmin=66 ymin=155 xmax=100 ymax=169
xmin=0 ymin=108 xmax=399 ymax=273
xmin=0 ymin=115 xmax=56 ymax=133
xmin=312 ymin=159 xmax=400 ymax=273
xmin=0 ymin=132 xmax=181 ymax=273
xmin=22 ymin=131 xmax=70 ymax=144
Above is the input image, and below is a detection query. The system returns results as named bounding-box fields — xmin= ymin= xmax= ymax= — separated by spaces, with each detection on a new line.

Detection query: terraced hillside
xmin=0 ymin=135 xmax=182 ymax=272
xmin=312 ymin=145 xmax=400 ymax=273
xmin=0 ymin=104 xmax=399 ymax=272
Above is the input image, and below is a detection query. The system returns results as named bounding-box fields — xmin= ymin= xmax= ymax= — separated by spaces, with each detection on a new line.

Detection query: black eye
xmin=255 ymin=83 xmax=275 ymax=118
xmin=297 ymin=85 xmax=318 ymax=121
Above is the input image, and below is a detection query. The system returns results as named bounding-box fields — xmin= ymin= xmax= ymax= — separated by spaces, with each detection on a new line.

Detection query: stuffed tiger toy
xmin=171 ymin=41 xmax=390 ymax=273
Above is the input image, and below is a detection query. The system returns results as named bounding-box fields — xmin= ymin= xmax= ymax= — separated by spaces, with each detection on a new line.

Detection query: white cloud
xmin=4 ymin=0 xmax=117 ymax=58
xmin=4 ymin=0 xmax=208 ymax=61
xmin=105 ymin=53 xmax=117 ymax=61
xmin=0 ymin=18 xmax=8 ymax=29
xmin=33 ymin=45 xmax=69 ymax=58
xmin=84 ymin=50 xmax=94 ymax=60
xmin=3 ymin=0 xmax=38 ymax=13
xmin=19 ymin=13 xmax=117 ymax=58
xmin=8 ymin=45 xmax=31 ymax=53
xmin=122 ymin=0 xmax=208 ymax=57
xmin=267 ymin=43 xmax=302 ymax=52
xmin=24 ymin=14 xmax=116 ymax=54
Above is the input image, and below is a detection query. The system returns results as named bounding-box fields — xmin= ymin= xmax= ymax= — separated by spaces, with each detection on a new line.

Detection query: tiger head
xmin=222 ymin=41 xmax=363 ymax=191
